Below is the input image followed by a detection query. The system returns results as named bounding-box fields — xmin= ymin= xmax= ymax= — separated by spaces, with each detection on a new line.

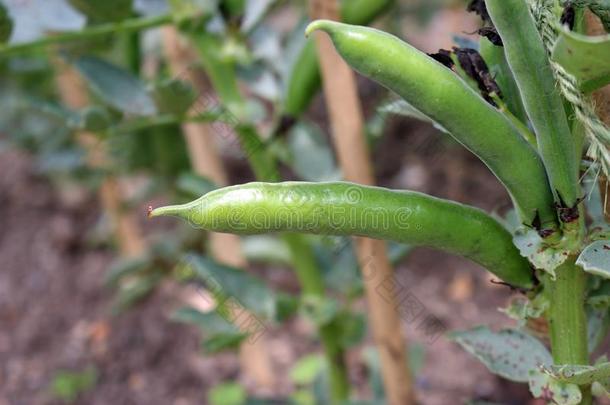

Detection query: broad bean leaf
xmin=378 ymin=98 xmax=449 ymax=133
xmin=113 ymin=272 xmax=162 ymax=312
xmin=449 ymin=326 xmax=552 ymax=382
xmin=72 ymin=55 xmax=156 ymax=116
xmin=551 ymin=29 xmax=610 ymax=92
xmin=172 ymin=307 xmax=247 ymax=353
xmin=182 ymin=254 xmax=276 ymax=319
xmin=290 ymin=354 xmax=325 ymax=385
xmin=528 ymin=369 xmax=582 ymax=405
xmin=241 ymin=235 xmax=292 ymax=266
xmin=287 ymin=121 xmax=340 ymax=182
xmin=168 ymin=0 xmax=217 ymax=25
xmin=104 ymin=255 xmax=151 ymax=287
xmin=500 ymin=294 xmax=549 ymax=326
xmin=151 ymin=78 xmax=197 ymax=116
xmin=576 ymin=240 xmax=610 ymax=279
xmin=300 ymin=295 xmax=340 ymax=327
xmin=68 ymin=0 xmax=133 ymax=24
xmin=176 ymin=172 xmax=217 ymax=200
xmin=587 ymin=306 xmax=610 ymax=353
xmin=70 ymin=106 xmax=113 ymax=132
xmin=513 ymin=228 xmax=570 ymax=278
xmin=241 ymin=0 xmax=275 ymax=33
xmin=542 ymin=362 xmax=610 ymax=385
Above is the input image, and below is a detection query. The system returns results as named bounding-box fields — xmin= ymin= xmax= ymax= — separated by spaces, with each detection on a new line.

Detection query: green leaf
xmin=335 ymin=311 xmax=367 ymax=348
xmin=241 ymin=235 xmax=292 ymax=265
xmin=50 ymin=367 xmax=97 ymax=402
xmin=0 ymin=2 xmax=13 ymax=43
xmin=151 ymin=78 xmax=197 ymax=116
xmin=576 ymin=240 xmax=610 ymax=278
xmin=68 ymin=0 xmax=133 ymax=24
xmin=287 ymin=121 xmax=340 ymax=182
xmin=449 ymin=327 xmax=552 ymax=382
xmin=300 ymin=295 xmax=340 ymax=327
xmin=551 ymin=29 xmax=610 ymax=92
xmin=113 ymin=273 xmax=161 ymax=312
xmin=183 ymin=254 xmax=276 ymax=319
xmin=377 ymin=98 xmax=448 ymax=133
xmin=208 ymin=382 xmax=247 ymax=405
xmin=588 ymin=306 xmax=610 ymax=353
xmin=169 ymin=0 xmax=217 ymax=26
xmin=275 ymin=292 xmax=299 ymax=322
xmin=70 ymin=106 xmax=114 ymax=132
xmin=176 ymin=172 xmax=217 ymax=199
xmin=172 ymin=307 xmax=248 ymax=353
xmin=290 ymin=354 xmax=326 ymax=385
xmin=513 ymin=228 xmax=570 ymax=278
xmin=528 ymin=369 xmax=582 ymax=405
xmin=500 ymin=294 xmax=549 ymax=326
xmin=542 ymin=362 xmax=610 ymax=385
xmin=104 ymin=255 xmax=151 ymax=287
xmin=72 ymin=55 xmax=157 ymax=116
xmin=241 ymin=0 xmax=275 ymax=32
xmin=173 ymin=307 xmax=238 ymax=333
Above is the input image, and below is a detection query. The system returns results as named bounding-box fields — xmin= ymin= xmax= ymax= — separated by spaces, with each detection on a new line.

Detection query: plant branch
xmin=0 ymin=14 xmax=173 ymax=56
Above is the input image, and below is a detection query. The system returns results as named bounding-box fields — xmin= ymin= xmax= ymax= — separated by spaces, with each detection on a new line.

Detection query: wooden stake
xmin=161 ymin=27 xmax=276 ymax=390
xmin=309 ymin=2 xmax=414 ymax=404
xmin=586 ymin=12 xmax=610 ymax=222
xmin=54 ymin=60 xmax=146 ymax=257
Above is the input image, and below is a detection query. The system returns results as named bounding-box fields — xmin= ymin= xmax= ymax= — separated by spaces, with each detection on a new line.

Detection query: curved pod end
xmin=305 ymin=19 xmax=344 ymax=38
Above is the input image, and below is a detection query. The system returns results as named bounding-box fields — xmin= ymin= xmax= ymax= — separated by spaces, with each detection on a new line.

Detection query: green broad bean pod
xmin=478 ymin=38 xmax=528 ymax=126
xmin=283 ymin=0 xmax=394 ymax=117
xmin=485 ymin=0 xmax=581 ymax=209
xmin=150 ymin=182 xmax=534 ymax=288
xmin=306 ymin=20 xmax=559 ymax=235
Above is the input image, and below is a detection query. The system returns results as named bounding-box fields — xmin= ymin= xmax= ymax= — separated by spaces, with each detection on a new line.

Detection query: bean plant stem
xmin=546 ymin=258 xmax=591 ymax=404
xmin=190 ymin=29 xmax=351 ymax=401
xmin=0 ymin=14 xmax=172 ymax=55
xmin=160 ymin=27 xmax=276 ymax=389
xmin=283 ymin=233 xmax=350 ymax=401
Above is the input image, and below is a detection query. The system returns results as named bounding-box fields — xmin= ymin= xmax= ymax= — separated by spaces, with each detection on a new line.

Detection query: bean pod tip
xmin=305 ymin=19 xmax=339 ymax=38
xmin=148 ymin=204 xmax=184 ymax=220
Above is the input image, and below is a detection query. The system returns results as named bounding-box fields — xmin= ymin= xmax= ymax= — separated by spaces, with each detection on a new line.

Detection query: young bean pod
xmin=478 ymin=38 xmax=528 ymax=125
xmin=485 ymin=0 xmax=581 ymax=210
xmin=305 ymin=21 xmax=559 ymax=235
xmin=150 ymin=182 xmax=534 ymax=288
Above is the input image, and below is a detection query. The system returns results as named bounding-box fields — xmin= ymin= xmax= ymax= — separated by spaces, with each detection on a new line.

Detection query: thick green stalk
xmin=150 ymin=181 xmax=534 ymax=288
xmin=485 ymin=0 xmax=583 ymax=242
xmin=306 ymin=21 xmax=559 ymax=236
xmin=546 ymin=258 xmax=591 ymax=404
xmin=0 ymin=13 xmax=172 ymax=55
